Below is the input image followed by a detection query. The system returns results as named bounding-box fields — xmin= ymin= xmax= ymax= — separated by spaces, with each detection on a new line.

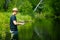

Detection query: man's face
xmin=14 ymin=11 xmax=18 ymax=15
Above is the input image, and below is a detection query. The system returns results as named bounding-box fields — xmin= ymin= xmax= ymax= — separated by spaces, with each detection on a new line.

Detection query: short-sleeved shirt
xmin=10 ymin=15 xmax=18 ymax=31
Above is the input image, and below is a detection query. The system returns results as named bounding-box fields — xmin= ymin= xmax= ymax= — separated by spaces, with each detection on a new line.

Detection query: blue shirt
xmin=10 ymin=15 xmax=18 ymax=31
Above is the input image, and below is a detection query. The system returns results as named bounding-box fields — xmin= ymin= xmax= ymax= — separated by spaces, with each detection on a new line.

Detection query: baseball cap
xmin=12 ymin=8 xmax=18 ymax=12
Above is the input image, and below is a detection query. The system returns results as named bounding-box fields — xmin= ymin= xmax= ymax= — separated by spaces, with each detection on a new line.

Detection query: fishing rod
xmin=33 ymin=0 xmax=43 ymax=12
xmin=33 ymin=0 xmax=43 ymax=37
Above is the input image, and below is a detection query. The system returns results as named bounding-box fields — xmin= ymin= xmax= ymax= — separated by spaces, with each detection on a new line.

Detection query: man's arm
xmin=13 ymin=20 xmax=24 ymax=25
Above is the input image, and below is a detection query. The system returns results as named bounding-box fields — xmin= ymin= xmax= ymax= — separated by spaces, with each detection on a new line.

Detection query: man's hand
xmin=19 ymin=22 xmax=25 ymax=25
xmin=24 ymin=20 xmax=32 ymax=23
xmin=19 ymin=20 xmax=32 ymax=23
xmin=18 ymin=20 xmax=32 ymax=25
xmin=13 ymin=20 xmax=25 ymax=25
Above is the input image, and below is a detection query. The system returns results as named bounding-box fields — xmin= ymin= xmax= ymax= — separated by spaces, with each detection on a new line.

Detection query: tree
xmin=0 ymin=0 xmax=5 ymax=11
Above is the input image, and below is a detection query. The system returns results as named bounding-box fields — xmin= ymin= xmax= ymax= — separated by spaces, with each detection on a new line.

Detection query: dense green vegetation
xmin=0 ymin=12 xmax=33 ymax=40
xmin=0 ymin=0 xmax=60 ymax=40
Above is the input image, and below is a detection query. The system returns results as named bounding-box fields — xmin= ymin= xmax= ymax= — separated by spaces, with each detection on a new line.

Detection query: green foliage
xmin=29 ymin=0 xmax=40 ymax=8
xmin=0 ymin=12 xmax=33 ymax=40
xmin=18 ymin=0 xmax=33 ymax=15
xmin=7 ymin=0 xmax=17 ymax=11
xmin=0 ymin=0 xmax=5 ymax=11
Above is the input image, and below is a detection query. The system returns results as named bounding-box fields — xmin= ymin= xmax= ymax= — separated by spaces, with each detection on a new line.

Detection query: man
xmin=10 ymin=8 xmax=24 ymax=40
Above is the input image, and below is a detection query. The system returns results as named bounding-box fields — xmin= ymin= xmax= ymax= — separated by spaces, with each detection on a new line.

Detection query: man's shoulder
xmin=10 ymin=15 xmax=16 ymax=20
